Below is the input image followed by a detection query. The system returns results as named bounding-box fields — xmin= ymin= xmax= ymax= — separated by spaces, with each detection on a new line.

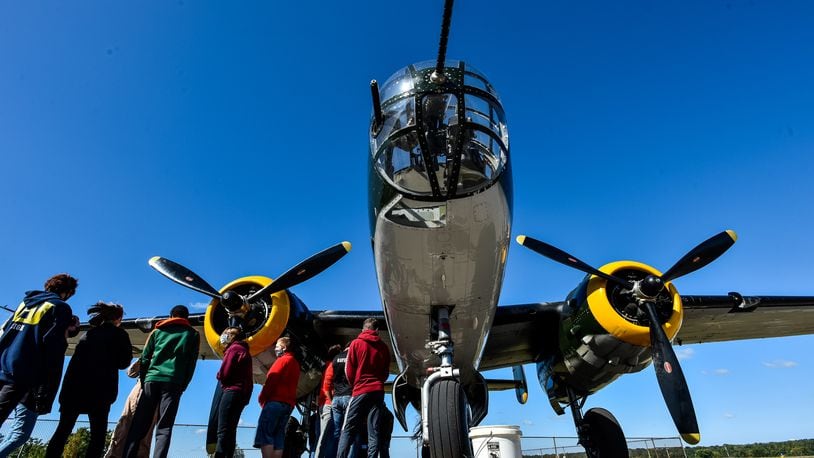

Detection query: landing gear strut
xmin=421 ymin=307 xmax=473 ymax=458
xmin=567 ymin=387 xmax=629 ymax=458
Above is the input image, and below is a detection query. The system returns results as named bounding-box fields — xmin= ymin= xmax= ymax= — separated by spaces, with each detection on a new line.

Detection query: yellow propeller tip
xmin=516 ymin=235 xmax=526 ymax=245
xmin=681 ymin=433 xmax=701 ymax=445
xmin=725 ymin=229 xmax=737 ymax=242
xmin=341 ymin=241 xmax=352 ymax=252
xmin=148 ymin=256 xmax=160 ymax=265
xmin=520 ymin=392 xmax=528 ymax=404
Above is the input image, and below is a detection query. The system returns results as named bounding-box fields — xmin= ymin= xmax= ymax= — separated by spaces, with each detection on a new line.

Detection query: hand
xmin=32 ymin=387 xmax=51 ymax=414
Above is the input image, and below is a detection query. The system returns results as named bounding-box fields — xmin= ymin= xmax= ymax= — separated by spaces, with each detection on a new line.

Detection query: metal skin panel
xmin=373 ymin=181 xmax=511 ymax=387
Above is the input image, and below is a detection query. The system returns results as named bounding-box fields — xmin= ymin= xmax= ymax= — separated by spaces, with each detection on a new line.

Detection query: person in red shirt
xmin=211 ymin=327 xmax=253 ymax=458
xmin=254 ymin=337 xmax=301 ymax=458
xmin=336 ymin=318 xmax=391 ymax=458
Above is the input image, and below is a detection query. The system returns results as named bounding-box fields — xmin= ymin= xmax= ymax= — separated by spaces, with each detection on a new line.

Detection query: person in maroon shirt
xmin=254 ymin=337 xmax=301 ymax=458
xmin=209 ymin=327 xmax=253 ymax=458
xmin=336 ymin=318 xmax=391 ymax=458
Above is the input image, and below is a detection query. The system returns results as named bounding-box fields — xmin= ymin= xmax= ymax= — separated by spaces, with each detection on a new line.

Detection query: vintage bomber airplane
xmin=73 ymin=2 xmax=814 ymax=457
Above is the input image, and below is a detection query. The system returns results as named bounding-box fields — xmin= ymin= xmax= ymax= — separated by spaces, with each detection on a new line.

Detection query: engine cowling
xmin=203 ymin=276 xmax=325 ymax=397
xmin=537 ymin=261 xmax=684 ymax=410
xmin=204 ymin=276 xmax=290 ymax=358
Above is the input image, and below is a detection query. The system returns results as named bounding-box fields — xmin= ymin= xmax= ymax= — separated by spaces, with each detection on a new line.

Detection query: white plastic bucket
xmin=470 ymin=425 xmax=523 ymax=458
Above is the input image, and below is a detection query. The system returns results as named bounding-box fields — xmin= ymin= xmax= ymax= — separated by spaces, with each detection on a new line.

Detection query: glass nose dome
xmin=370 ymin=61 xmax=509 ymax=200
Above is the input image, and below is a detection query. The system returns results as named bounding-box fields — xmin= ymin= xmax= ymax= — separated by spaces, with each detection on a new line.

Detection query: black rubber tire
xmin=582 ymin=408 xmax=629 ymax=458
xmin=428 ymin=379 xmax=473 ymax=458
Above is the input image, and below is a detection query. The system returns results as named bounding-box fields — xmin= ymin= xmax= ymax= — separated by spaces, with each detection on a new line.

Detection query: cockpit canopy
xmin=370 ymin=61 xmax=509 ymax=200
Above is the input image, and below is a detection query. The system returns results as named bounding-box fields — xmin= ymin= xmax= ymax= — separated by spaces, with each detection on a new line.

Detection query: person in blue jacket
xmin=0 ymin=273 xmax=77 ymax=424
xmin=0 ymin=315 xmax=80 ymax=458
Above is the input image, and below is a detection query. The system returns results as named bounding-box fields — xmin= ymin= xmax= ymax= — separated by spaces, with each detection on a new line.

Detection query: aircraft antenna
xmin=432 ymin=0 xmax=455 ymax=83
xmin=370 ymin=80 xmax=383 ymax=130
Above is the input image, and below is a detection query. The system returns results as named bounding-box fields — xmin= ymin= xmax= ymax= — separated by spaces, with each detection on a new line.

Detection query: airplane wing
xmin=676 ymin=294 xmax=814 ymax=344
xmin=69 ymin=294 xmax=814 ymax=369
xmin=308 ymin=305 xmax=566 ymax=373
xmin=67 ymin=314 xmax=218 ymax=360
xmin=475 ymin=295 xmax=814 ymax=371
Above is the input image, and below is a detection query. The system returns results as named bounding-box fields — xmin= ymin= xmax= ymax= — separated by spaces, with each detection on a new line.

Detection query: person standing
xmin=313 ymin=344 xmax=342 ymax=458
xmin=0 ymin=315 xmax=80 ymax=458
xmin=0 ymin=273 xmax=77 ymax=424
xmin=368 ymin=405 xmax=394 ymax=458
xmin=336 ymin=318 xmax=391 ymax=458
xmin=104 ymin=360 xmax=156 ymax=458
xmin=254 ymin=337 xmax=301 ymax=458
xmin=328 ymin=346 xmax=360 ymax=458
xmin=211 ymin=326 xmax=253 ymax=458
xmin=124 ymin=305 xmax=199 ymax=458
xmin=45 ymin=302 xmax=133 ymax=458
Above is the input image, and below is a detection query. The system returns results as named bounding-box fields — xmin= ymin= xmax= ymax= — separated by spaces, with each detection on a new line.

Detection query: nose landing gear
xmin=421 ymin=306 xmax=474 ymax=458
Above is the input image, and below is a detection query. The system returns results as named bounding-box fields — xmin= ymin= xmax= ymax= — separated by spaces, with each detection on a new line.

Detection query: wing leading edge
xmin=677 ymin=294 xmax=814 ymax=344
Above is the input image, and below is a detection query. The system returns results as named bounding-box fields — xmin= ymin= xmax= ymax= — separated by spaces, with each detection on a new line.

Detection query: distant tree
xmin=64 ymin=427 xmax=91 ymax=458
xmin=16 ymin=437 xmax=47 ymax=458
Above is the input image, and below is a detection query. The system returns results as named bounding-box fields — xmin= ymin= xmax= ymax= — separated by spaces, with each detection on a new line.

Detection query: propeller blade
xmin=148 ymin=256 xmax=222 ymax=299
xmin=643 ymin=302 xmax=700 ymax=445
xmin=661 ymin=230 xmax=737 ymax=283
xmin=246 ymin=241 xmax=352 ymax=302
xmin=516 ymin=235 xmax=632 ymax=288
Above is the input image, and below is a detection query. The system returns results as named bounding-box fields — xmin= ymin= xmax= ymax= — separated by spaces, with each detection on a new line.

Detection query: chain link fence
xmin=1 ymin=419 xmax=686 ymax=457
xmin=521 ymin=436 xmax=686 ymax=458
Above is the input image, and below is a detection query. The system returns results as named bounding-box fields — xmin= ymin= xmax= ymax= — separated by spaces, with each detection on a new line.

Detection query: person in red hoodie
xmin=211 ymin=326 xmax=253 ymax=458
xmin=254 ymin=336 xmax=301 ymax=458
xmin=336 ymin=318 xmax=391 ymax=458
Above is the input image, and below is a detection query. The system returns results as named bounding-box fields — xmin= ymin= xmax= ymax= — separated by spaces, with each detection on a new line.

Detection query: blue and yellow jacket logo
xmin=7 ymin=301 xmax=54 ymax=330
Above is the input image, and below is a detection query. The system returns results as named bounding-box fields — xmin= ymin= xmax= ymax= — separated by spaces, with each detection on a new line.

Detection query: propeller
xmin=515 ymin=236 xmax=633 ymax=289
xmin=515 ymin=230 xmax=737 ymax=444
xmin=148 ymin=241 xmax=352 ymax=325
xmin=643 ymin=301 xmax=699 ymax=444
xmin=148 ymin=256 xmax=222 ymax=299
xmin=246 ymin=242 xmax=352 ymax=302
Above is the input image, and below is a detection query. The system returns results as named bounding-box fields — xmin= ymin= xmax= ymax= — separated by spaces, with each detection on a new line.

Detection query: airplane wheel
xmin=582 ymin=408 xmax=629 ymax=458
xmin=428 ymin=379 xmax=473 ymax=458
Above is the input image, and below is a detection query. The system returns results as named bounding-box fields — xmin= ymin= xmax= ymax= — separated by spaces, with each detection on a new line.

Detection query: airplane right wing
xmin=675 ymin=294 xmax=814 ymax=344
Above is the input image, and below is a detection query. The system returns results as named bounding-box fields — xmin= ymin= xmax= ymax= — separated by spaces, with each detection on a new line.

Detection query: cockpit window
xmin=371 ymin=61 xmax=509 ymax=200
xmin=464 ymin=71 xmax=500 ymax=101
xmin=372 ymin=97 xmax=416 ymax=155
xmin=464 ymin=94 xmax=508 ymax=149
xmin=375 ymin=131 xmax=433 ymax=196
xmin=457 ymin=127 xmax=505 ymax=194
xmin=380 ymin=67 xmax=415 ymax=105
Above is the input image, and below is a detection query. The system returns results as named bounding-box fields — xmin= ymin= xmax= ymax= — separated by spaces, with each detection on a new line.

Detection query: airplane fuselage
xmin=370 ymin=168 xmax=512 ymax=386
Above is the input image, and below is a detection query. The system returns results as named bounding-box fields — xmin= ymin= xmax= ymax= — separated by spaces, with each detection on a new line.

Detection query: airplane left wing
xmin=67 ymin=313 xmax=218 ymax=359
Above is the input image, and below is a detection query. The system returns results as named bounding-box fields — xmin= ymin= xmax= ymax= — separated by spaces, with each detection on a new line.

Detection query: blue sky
xmin=1 ymin=0 xmax=813 ymax=454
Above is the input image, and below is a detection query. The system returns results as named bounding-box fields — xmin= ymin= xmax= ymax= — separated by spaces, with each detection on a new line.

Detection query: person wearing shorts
xmin=254 ymin=337 xmax=300 ymax=458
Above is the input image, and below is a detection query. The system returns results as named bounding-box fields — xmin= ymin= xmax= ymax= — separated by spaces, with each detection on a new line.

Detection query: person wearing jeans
xmin=336 ymin=318 xmax=391 ymax=458
xmin=0 ymin=404 xmax=37 ymax=458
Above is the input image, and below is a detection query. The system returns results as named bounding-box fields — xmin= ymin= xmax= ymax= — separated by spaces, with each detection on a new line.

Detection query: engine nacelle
xmin=203 ymin=276 xmax=325 ymax=398
xmin=204 ymin=276 xmax=290 ymax=357
xmin=536 ymin=261 xmax=684 ymax=412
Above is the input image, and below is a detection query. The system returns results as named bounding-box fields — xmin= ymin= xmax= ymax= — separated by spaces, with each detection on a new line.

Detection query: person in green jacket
xmin=123 ymin=305 xmax=199 ymax=458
